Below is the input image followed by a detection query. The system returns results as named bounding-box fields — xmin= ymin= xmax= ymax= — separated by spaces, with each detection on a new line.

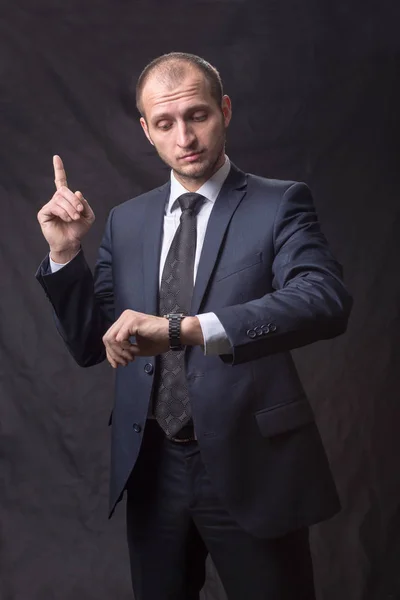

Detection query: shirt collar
xmin=168 ymin=155 xmax=231 ymax=214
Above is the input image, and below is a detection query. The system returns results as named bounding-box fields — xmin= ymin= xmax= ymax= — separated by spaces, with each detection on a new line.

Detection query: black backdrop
xmin=1 ymin=1 xmax=399 ymax=599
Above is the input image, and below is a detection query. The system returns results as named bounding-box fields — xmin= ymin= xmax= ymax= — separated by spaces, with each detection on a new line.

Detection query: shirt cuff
xmin=49 ymin=255 xmax=73 ymax=273
xmin=195 ymin=312 xmax=232 ymax=356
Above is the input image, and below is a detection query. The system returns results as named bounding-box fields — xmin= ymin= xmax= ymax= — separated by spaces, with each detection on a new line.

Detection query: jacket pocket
xmin=214 ymin=252 xmax=262 ymax=282
xmin=108 ymin=410 xmax=113 ymax=426
xmin=254 ymin=397 xmax=314 ymax=437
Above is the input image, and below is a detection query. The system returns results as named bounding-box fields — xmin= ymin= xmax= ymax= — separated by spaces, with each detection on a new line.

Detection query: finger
xmin=75 ymin=191 xmax=94 ymax=219
xmin=103 ymin=314 xmax=131 ymax=343
xmin=106 ymin=344 xmax=126 ymax=367
xmin=53 ymin=155 xmax=68 ymax=191
xmin=38 ymin=190 xmax=79 ymax=223
xmin=105 ymin=340 xmax=133 ymax=366
xmin=103 ymin=311 xmax=135 ymax=345
xmin=120 ymin=340 xmax=134 ymax=350
xmin=54 ymin=187 xmax=87 ymax=222
xmin=111 ymin=339 xmax=135 ymax=352
xmin=75 ymin=192 xmax=85 ymax=213
xmin=106 ymin=349 xmax=118 ymax=369
xmin=119 ymin=344 xmax=136 ymax=362
xmin=47 ymin=203 xmax=74 ymax=223
xmin=38 ymin=201 xmax=59 ymax=223
xmin=56 ymin=187 xmax=84 ymax=212
xmin=53 ymin=196 xmax=82 ymax=221
xmin=103 ymin=323 xmax=120 ymax=344
xmin=127 ymin=344 xmax=141 ymax=357
xmin=116 ymin=345 xmax=136 ymax=363
xmin=115 ymin=322 xmax=137 ymax=343
xmin=124 ymin=347 xmax=136 ymax=360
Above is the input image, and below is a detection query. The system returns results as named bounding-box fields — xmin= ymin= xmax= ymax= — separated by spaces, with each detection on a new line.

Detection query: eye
xmin=192 ymin=112 xmax=207 ymax=122
xmin=157 ymin=121 xmax=172 ymax=131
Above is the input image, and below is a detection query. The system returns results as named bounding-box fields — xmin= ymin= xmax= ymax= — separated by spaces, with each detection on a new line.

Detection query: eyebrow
xmin=151 ymin=104 xmax=209 ymax=123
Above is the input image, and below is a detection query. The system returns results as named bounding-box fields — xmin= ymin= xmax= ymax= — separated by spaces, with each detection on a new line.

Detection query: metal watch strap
xmin=164 ymin=313 xmax=185 ymax=351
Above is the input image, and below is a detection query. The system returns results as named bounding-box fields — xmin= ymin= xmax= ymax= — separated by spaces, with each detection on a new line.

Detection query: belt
xmin=169 ymin=422 xmax=197 ymax=444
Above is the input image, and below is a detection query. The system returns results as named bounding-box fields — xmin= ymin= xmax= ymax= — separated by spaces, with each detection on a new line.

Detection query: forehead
xmin=141 ymin=69 xmax=215 ymax=119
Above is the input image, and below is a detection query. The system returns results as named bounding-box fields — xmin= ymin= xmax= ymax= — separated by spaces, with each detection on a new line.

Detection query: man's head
xmin=136 ymin=53 xmax=232 ymax=190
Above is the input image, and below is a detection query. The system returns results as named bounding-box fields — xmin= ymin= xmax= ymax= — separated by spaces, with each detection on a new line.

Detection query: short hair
xmin=136 ymin=52 xmax=223 ymax=117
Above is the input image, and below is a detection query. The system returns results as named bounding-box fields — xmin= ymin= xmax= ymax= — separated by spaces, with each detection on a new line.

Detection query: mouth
xmin=179 ymin=151 xmax=204 ymax=163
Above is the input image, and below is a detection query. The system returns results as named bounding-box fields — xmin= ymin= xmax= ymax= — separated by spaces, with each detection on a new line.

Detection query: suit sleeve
xmin=35 ymin=209 xmax=115 ymax=367
xmin=214 ymin=182 xmax=353 ymax=365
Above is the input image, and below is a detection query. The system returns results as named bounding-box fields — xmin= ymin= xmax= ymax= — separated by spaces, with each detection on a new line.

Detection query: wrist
xmin=180 ymin=316 xmax=204 ymax=347
xmin=49 ymin=245 xmax=80 ymax=264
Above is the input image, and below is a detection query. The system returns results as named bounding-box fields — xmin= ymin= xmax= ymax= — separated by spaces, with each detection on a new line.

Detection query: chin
xmin=179 ymin=158 xmax=215 ymax=179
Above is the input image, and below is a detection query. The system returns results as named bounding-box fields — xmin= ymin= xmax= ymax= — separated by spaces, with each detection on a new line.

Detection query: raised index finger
xmin=53 ymin=155 xmax=68 ymax=190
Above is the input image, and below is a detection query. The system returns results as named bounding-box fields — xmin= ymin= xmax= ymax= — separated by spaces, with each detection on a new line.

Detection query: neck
xmin=173 ymin=151 xmax=225 ymax=192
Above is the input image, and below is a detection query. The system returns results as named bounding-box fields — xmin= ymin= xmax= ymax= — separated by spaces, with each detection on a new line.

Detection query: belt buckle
xmin=170 ymin=436 xmax=193 ymax=443
xmin=169 ymin=422 xmax=197 ymax=443
xmin=170 ymin=430 xmax=197 ymax=443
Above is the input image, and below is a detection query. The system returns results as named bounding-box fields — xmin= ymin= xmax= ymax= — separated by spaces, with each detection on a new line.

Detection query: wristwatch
xmin=164 ymin=313 xmax=186 ymax=351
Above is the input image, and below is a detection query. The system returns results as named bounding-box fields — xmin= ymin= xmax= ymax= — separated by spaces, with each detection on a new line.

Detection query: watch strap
xmin=164 ymin=313 xmax=185 ymax=351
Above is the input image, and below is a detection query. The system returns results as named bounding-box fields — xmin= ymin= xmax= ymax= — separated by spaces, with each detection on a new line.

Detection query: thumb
xmin=115 ymin=325 xmax=132 ymax=343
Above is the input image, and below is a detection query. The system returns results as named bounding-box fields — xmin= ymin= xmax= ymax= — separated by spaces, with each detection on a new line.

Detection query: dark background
xmin=1 ymin=1 xmax=399 ymax=598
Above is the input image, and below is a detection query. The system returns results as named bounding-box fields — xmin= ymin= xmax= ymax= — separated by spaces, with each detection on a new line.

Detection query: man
xmin=36 ymin=52 xmax=352 ymax=599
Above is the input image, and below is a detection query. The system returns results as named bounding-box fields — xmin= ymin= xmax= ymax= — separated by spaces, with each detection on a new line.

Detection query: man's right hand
xmin=37 ymin=155 xmax=95 ymax=264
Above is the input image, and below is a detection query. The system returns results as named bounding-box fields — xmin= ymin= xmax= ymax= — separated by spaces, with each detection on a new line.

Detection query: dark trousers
xmin=126 ymin=420 xmax=316 ymax=600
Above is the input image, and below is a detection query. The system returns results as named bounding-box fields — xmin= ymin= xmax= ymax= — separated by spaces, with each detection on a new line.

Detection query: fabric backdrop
xmin=0 ymin=1 xmax=399 ymax=598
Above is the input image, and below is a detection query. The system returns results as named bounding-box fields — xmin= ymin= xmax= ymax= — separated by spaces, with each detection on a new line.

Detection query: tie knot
xmin=178 ymin=192 xmax=204 ymax=214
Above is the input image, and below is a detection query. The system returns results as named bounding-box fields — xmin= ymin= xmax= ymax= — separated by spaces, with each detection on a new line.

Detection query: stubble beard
xmin=156 ymin=125 xmax=226 ymax=184
xmin=173 ymin=147 xmax=225 ymax=182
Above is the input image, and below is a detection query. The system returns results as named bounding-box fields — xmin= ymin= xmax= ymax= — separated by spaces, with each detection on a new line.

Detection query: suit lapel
xmin=191 ymin=163 xmax=247 ymax=315
xmin=142 ymin=182 xmax=170 ymax=316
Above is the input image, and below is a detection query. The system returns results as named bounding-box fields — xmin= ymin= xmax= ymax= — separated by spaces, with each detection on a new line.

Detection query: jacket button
xmin=144 ymin=363 xmax=154 ymax=375
xmin=247 ymin=329 xmax=257 ymax=339
xmin=268 ymin=323 xmax=277 ymax=332
xmin=254 ymin=326 xmax=263 ymax=337
xmin=261 ymin=324 xmax=270 ymax=335
xmin=132 ymin=423 xmax=142 ymax=433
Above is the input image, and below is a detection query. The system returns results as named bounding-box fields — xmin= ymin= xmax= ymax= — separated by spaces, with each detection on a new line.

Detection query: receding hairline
xmin=142 ymin=61 xmax=204 ymax=98
xmin=136 ymin=54 xmax=223 ymax=118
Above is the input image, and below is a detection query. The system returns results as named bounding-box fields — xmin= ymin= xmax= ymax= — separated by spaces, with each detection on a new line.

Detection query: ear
xmin=221 ymin=95 xmax=232 ymax=127
xmin=140 ymin=117 xmax=154 ymax=146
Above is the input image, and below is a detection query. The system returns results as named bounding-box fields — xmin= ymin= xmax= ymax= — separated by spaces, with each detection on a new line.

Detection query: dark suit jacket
xmin=37 ymin=163 xmax=352 ymax=538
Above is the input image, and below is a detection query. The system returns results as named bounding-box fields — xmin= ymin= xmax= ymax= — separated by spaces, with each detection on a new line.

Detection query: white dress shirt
xmin=50 ymin=157 xmax=233 ymax=355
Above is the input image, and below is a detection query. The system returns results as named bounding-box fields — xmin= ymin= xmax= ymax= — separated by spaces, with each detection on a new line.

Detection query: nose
xmin=176 ymin=121 xmax=195 ymax=148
